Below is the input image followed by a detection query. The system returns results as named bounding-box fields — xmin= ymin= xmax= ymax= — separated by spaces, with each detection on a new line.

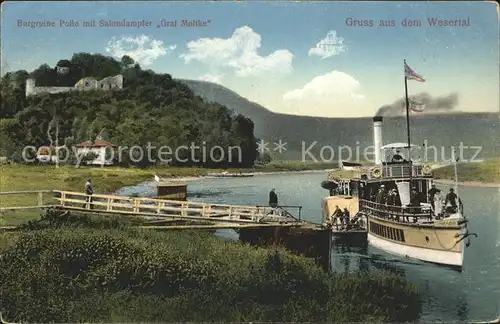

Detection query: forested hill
xmin=180 ymin=79 xmax=499 ymax=161
xmin=0 ymin=53 xmax=258 ymax=167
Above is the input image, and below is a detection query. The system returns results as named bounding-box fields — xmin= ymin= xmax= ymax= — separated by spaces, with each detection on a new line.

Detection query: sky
xmin=1 ymin=1 xmax=499 ymax=118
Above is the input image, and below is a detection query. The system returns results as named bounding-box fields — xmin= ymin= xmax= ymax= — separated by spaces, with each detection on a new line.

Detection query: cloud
xmin=198 ymin=74 xmax=223 ymax=83
xmin=308 ymin=30 xmax=347 ymax=59
xmin=106 ymin=35 xmax=176 ymax=66
xmin=180 ymin=26 xmax=293 ymax=77
xmin=282 ymin=71 xmax=365 ymax=117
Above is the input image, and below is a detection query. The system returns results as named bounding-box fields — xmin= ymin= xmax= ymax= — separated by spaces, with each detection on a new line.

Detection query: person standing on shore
xmin=83 ymin=178 xmax=94 ymax=209
xmin=269 ymin=189 xmax=278 ymax=208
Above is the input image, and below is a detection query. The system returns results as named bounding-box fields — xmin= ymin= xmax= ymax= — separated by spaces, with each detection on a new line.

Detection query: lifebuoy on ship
xmin=372 ymin=166 xmax=382 ymax=178
xmin=422 ymin=164 xmax=432 ymax=175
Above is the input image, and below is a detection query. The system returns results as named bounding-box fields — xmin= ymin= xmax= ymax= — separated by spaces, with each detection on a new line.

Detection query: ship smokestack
xmin=373 ymin=116 xmax=383 ymax=165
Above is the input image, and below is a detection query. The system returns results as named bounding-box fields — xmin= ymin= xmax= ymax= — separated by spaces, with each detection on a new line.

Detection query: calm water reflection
xmin=116 ymin=172 xmax=500 ymax=322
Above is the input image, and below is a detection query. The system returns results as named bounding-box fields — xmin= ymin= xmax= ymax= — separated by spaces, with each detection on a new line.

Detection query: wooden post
xmin=133 ymin=199 xmax=139 ymax=213
xmin=37 ymin=192 xmax=43 ymax=207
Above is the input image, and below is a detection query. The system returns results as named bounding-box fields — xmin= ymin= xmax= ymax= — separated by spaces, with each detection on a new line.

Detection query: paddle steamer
xmin=321 ymin=60 xmax=476 ymax=268
xmin=359 ymin=116 xmax=472 ymax=268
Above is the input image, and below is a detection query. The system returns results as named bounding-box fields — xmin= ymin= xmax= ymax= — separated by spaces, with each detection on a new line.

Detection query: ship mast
xmin=404 ymin=59 xmax=412 ymax=193
xmin=452 ymin=148 xmax=460 ymax=214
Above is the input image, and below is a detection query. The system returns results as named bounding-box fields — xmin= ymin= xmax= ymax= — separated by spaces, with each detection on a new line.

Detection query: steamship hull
xmin=366 ymin=215 xmax=465 ymax=268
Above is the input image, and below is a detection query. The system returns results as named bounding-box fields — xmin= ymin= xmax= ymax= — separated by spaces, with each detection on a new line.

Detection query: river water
xmin=116 ymin=171 xmax=500 ymax=322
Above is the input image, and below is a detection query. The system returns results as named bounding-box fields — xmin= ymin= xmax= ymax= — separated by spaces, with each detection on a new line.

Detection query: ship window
xmin=395 ymin=229 xmax=401 ymax=241
xmin=399 ymin=229 xmax=405 ymax=242
xmin=389 ymin=227 xmax=394 ymax=240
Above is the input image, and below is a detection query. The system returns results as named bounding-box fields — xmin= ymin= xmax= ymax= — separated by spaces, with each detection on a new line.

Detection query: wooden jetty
xmin=0 ymin=189 xmax=332 ymax=270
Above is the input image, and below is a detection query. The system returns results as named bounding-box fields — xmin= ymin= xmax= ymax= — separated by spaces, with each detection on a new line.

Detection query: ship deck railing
xmin=368 ymin=163 xmax=431 ymax=179
xmin=359 ymin=199 xmax=433 ymax=221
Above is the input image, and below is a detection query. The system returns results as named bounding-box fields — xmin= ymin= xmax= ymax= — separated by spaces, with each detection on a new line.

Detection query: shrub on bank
xmin=0 ymin=212 xmax=422 ymax=322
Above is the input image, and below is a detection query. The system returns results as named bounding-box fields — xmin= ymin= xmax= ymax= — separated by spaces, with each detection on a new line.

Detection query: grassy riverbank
xmin=0 ymin=163 xmax=423 ymax=322
xmin=432 ymin=157 xmax=500 ymax=184
xmin=0 ymin=212 xmax=422 ymax=323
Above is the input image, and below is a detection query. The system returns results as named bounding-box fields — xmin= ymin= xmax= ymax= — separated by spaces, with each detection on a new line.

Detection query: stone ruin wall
xmin=25 ymin=74 xmax=123 ymax=97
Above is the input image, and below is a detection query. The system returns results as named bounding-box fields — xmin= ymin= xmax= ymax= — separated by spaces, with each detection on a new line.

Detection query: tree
xmin=121 ymin=55 xmax=135 ymax=68
xmin=257 ymin=152 xmax=272 ymax=165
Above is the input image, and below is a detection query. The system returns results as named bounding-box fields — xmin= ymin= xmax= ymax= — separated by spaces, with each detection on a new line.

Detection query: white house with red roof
xmin=36 ymin=146 xmax=62 ymax=163
xmin=75 ymin=138 xmax=117 ymax=165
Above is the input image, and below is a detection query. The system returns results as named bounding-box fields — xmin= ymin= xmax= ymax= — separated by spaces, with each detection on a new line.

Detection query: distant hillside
xmin=179 ymin=79 xmax=499 ymax=161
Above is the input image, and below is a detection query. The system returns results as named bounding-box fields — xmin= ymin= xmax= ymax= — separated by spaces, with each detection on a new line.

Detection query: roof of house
xmin=37 ymin=146 xmax=64 ymax=155
xmin=38 ymin=147 xmax=51 ymax=155
xmin=76 ymin=139 xmax=116 ymax=148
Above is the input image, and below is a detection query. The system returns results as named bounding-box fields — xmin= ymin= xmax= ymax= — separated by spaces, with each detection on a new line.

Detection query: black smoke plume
xmin=375 ymin=92 xmax=459 ymax=117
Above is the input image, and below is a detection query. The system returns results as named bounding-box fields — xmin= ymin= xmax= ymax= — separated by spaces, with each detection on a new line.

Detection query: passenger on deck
xmin=428 ymin=184 xmax=439 ymax=210
xmin=343 ymin=207 xmax=350 ymax=229
xmin=392 ymin=150 xmax=404 ymax=162
xmin=409 ymin=187 xmax=421 ymax=219
xmin=390 ymin=189 xmax=400 ymax=219
xmin=386 ymin=189 xmax=396 ymax=209
xmin=376 ymin=185 xmax=385 ymax=204
xmin=269 ymin=189 xmax=278 ymax=208
xmin=330 ymin=205 xmax=343 ymax=229
xmin=410 ymin=187 xmax=419 ymax=205
xmin=434 ymin=189 xmax=443 ymax=217
xmin=380 ymin=186 xmax=388 ymax=205
xmin=444 ymin=188 xmax=462 ymax=213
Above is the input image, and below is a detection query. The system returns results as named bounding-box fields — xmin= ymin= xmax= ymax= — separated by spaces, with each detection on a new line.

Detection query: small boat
xmin=208 ymin=171 xmax=254 ymax=178
xmin=321 ymin=176 xmax=368 ymax=238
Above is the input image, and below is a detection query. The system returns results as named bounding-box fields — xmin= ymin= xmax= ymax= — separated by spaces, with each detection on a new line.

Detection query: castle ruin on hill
xmin=25 ymin=74 xmax=123 ymax=97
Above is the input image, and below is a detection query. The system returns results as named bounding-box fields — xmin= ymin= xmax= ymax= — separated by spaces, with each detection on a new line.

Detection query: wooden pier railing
xmin=1 ymin=190 xmax=303 ymax=226
xmin=0 ymin=190 xmax=56 ymax=211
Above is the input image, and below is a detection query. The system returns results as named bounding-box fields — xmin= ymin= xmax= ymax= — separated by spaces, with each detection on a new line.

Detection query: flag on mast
xmin=407 ymin=98 xmax=426 ymax=112
xmin=404 ymin=61 xmax=426 ymax=82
